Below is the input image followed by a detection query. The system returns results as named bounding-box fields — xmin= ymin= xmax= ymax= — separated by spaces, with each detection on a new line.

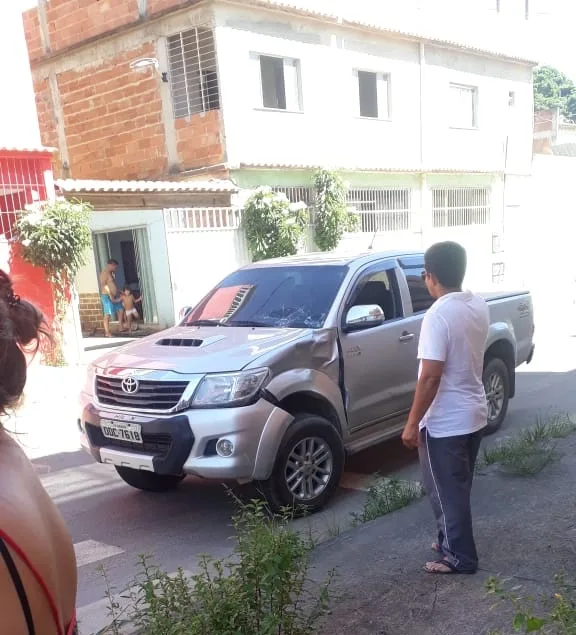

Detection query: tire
xmin=483 ymin=357 xmax=510 ymax=435
xmin=115 ymin=466 xmax=185 ymax=492
xmin=257 ymin=413 xmax=345 ymax=515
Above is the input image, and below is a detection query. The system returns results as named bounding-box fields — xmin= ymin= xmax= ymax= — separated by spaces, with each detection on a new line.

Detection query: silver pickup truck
xmin=79 ymin=250 xmax=535 ymax=512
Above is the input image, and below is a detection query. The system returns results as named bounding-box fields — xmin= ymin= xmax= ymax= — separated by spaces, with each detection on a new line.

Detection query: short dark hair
xmin=424 ymin=241 xmax=467 ymax=289
xmin=108 ymin=259 xmax=119 ymax=266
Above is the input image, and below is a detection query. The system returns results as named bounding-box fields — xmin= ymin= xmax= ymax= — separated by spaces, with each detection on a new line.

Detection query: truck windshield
xmin=183 ymin=265 xmax=348 ymax=329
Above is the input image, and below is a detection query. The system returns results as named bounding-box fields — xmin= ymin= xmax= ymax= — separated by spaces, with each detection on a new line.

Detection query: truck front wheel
xmin=115 ymin=466 xmax=185 ymax=492
xmin=257 ymin=413 xmax=345 ymax=515
xmin=483 ymin=357 xmax=510 ymax=435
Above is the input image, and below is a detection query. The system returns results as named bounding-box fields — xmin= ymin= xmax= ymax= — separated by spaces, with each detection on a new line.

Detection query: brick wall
xmin=33 ymin=77 xmax=63 ymax=177
xmin=57 ymin=44 xmax=168 ymax=179
xmin=22 ymin=9 xmax=43 ymax=62
xmin=148 ymin=0 xmax=194 ymax=15
xmin=79 ymin=292 xmax=103 ymax=333
xmin=23 ymin=1 xmax=226 ymax=180
xmin=23 ymin=0 xmax=205 ymax=61
xmin=176 ymin=109 xmax=224 ymax=170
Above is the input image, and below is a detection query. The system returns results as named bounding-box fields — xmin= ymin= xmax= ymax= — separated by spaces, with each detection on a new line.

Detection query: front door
xmin=340 ymin=264 xmax=420 ymax=430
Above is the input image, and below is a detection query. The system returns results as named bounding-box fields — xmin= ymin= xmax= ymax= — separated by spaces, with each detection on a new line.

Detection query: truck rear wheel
xmin=115 ymin=466 xmax=185 ymax=492
xmin=483 ymin=357 xmax=510 ymax=435
xmin=257 ymin=413 xmax=345 ymax=515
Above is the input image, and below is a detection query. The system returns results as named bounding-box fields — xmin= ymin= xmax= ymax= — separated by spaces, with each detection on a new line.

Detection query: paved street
xmin=14 ymin=332 xmax=576 ymax=632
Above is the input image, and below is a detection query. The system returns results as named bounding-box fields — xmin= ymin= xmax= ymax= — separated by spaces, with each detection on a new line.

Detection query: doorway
xmin=93 ymin=227 xmax=158 ymax=324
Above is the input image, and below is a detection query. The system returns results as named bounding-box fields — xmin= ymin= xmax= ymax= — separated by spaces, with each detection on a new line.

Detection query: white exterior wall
xmin=423 ymin=46 xmax=533 ymax=174
xmin=214 ymin=5 xmax=534 ymax=176
xmin=505 ymin=155 xmax=576 ymax=335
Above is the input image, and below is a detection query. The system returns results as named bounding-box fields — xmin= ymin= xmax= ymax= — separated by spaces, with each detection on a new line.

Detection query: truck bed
xmin=479 ymin=290 xmax=529 ymax=302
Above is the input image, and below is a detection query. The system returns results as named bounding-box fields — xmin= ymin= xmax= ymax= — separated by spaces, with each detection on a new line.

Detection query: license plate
xmin=101 ymin=419 xmax=143 ymax=444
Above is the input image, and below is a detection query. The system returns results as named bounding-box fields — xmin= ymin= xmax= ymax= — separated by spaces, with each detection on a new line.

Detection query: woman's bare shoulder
xmin=0 ymin=438 xmax=77 ymax=631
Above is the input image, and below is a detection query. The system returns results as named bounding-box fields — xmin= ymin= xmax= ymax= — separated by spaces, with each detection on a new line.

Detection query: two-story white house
xmin=213 ymin=0 xmax=535 ymax=288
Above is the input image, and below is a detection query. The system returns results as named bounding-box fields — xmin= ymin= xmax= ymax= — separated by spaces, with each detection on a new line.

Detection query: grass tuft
xmin=480 ymin=412 xmax=576 ymax=477
xmin=351 ymin=477 xmax=424 ymax=526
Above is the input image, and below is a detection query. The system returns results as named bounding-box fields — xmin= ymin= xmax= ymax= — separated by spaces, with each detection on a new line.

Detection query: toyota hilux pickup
xmin=79 ymin=250 xmax=535 ymax=512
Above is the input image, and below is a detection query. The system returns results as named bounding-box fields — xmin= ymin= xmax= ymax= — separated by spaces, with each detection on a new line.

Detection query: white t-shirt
xmin=418 ymin=291 xmax=489 ymax=438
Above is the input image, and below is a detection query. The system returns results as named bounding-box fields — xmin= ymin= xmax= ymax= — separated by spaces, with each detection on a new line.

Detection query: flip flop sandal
xmin=424 ymin=559 xmax=475 ymax=575
xmin=431 ymin=542 xmax=442 ymax=553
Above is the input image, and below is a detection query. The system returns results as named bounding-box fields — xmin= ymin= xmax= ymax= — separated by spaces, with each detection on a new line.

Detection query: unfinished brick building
xmin=23 ymin=0 xmax=225 ymax=182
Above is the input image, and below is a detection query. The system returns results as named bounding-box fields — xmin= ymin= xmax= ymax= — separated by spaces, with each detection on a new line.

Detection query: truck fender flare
xmin=263 ymin=369 xmax=348 ymax=438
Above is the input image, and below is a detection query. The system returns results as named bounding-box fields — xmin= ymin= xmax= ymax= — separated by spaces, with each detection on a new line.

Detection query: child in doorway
xmin=121 ymin=287 xmax=142 ymax=332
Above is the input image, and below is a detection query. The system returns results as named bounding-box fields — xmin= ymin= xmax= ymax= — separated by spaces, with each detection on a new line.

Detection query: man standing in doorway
xmin=401 ymin=241 xmax=489 ymax=575
xmin=100 ymin=259 xmax=125 ymax=337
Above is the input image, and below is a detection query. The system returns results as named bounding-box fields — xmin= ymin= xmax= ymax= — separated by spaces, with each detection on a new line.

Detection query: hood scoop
xmin=155 ymin=334 xmax=226 ymax=348
xmin=156 ymin=338 xmax=203 ymax=348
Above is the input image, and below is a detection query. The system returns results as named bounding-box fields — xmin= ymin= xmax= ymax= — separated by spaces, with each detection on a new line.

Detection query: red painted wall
xmin=0 ymin=150 xmax=56 ymax=324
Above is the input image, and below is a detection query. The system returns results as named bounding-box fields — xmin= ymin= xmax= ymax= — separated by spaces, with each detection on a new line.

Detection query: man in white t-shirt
xmin=401 ymin=241 xmax=489 ymax=575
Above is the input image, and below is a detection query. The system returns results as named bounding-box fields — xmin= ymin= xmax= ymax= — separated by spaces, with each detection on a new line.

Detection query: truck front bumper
xmin=79 ymin=397 xmax=294 ymax=483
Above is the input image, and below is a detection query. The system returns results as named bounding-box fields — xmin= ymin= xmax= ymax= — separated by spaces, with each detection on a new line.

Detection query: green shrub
xmin=16 ymin=198 xmax=92 ymax=365
xmin=104 ymin=500 xmax=334 ymax=635
xmin=243 ymin=188 xmax=309 ymax=262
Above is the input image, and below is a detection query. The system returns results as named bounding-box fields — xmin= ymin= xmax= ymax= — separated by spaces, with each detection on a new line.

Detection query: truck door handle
xmin=399 ymin=331 xmax=415 ymax=342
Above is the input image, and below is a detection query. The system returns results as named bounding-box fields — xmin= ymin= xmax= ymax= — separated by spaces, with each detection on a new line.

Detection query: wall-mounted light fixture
xmin=129 ymin=57 xmax=169 ymax=83
xmin=129 ymin=57 xmax=160 ymax=72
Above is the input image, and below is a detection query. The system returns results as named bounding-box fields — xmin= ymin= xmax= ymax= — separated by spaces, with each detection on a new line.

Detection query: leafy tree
xmin=533 ymin=65 xmax=576 ymax=121
xmin=313 ymin=169 xmax=358 ymax=252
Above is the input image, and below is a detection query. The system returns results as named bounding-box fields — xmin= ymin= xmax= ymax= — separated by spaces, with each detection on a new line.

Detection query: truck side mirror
xmin=344 ymin=304 xmax=385 ymax=331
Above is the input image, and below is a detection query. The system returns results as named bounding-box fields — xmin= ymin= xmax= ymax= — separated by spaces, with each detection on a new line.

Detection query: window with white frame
xmin=432 ymin=187 xmax=490 ymax=227
xmin=348 ymin=188 xmax=411 ymax=232
xmin=356 ymin=70 xmax=390 ymax=119
xmin=449 ymin=83 xmax=478 ymax=128
xmin=257 ymin=55 xmax=302 ymax=111
xmin=167 ymin=28 xmax=220 ymax=119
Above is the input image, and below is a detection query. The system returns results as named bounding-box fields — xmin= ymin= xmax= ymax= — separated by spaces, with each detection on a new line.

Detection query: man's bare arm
xmin=402 ymin=359 xmax=445 ymax=449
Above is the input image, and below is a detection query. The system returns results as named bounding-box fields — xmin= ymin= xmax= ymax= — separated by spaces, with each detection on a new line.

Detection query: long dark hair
xmin=0 ymin=271 xmax=48 ymax=415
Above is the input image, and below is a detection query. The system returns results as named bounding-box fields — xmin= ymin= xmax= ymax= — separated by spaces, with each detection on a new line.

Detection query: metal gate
xmin=164 ymin=207 xmax=251 ymax=321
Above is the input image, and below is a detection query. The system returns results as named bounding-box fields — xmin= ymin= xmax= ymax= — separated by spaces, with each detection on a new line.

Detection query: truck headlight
xmin=191 ymin=368 xmax=269 ymax=408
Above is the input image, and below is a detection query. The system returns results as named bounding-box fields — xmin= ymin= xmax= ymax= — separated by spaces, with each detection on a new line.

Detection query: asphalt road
xmin=21 ymin=333 xmax=576 ymax=628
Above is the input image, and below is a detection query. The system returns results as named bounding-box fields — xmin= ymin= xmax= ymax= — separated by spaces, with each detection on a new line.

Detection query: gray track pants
xmin=418 ymin=427 xmax=484 ymax=573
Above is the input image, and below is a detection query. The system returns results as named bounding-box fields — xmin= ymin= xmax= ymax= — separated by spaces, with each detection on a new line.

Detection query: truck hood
xmin=92 ymin=326 xmax=311 ymax=374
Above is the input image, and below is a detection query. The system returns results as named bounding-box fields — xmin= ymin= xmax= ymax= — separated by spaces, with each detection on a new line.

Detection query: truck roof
xmin=242 ymin=249 xmax=423 ymax=269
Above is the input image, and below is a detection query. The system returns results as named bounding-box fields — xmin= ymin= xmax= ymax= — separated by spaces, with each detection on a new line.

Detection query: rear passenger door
xmin=340 ymin=262 xmax=420 ymax=430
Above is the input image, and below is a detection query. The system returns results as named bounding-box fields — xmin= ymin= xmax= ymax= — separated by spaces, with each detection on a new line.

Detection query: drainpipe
xmin=419 ymin=42 xmax=425 ymax=168
xmin=418 ymin=42 xmax=426 ymax=247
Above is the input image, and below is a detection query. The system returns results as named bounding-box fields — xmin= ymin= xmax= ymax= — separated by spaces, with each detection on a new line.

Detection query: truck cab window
xmin=401 ymin=262 xmax=434 ymax=313
xmin=350 ymin=268 xmax=402 ymax=321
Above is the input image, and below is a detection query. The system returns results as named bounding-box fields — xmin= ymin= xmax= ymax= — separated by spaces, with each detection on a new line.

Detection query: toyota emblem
xmin=121 ymin=376 xmax=140 ymax=394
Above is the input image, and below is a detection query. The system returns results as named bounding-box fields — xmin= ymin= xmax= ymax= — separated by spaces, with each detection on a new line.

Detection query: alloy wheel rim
xmin=485 ymin=372 xmax=505 ymax=422
xmin=285 ymin=437 xmax=333 ymax=501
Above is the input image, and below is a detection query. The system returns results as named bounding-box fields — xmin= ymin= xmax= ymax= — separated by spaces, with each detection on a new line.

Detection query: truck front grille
xmin=95 ymin=376 xmax=189 ymax=411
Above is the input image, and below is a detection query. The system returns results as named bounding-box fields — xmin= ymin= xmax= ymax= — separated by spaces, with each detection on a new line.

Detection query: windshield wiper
xmin=185 ymin=319 xmax=230 ymax=327
xmin=226 ymin=320 xmax=270 ymax=327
